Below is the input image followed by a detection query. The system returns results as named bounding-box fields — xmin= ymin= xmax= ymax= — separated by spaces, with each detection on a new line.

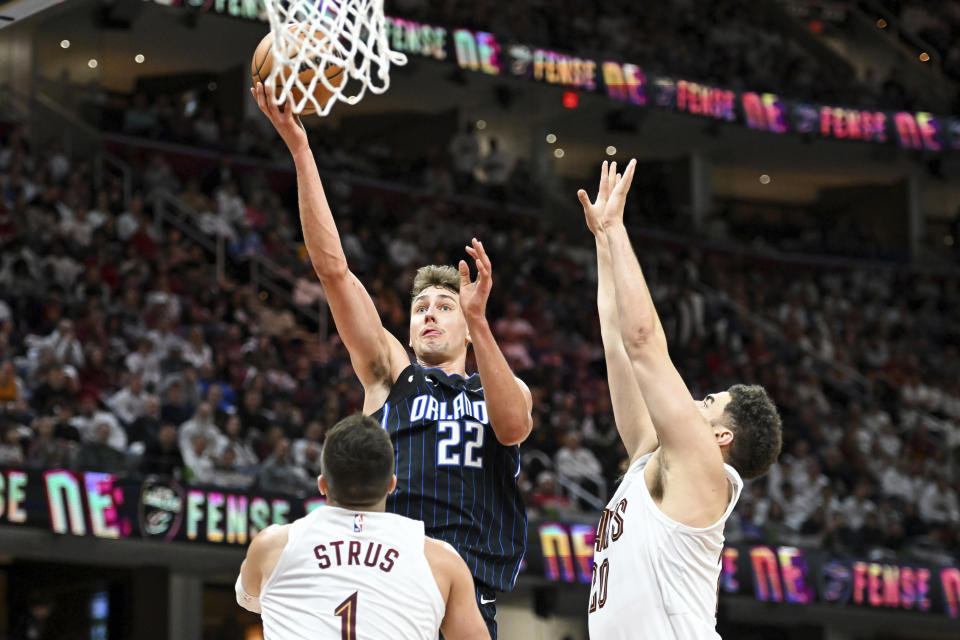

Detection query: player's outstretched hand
xmin=250 ymin=77 xmax=308 ymax=155
xmin=600 ymin=158 xmax=637 ymax=229
xmin=459 ymin=238 xmax=492 ymax=321
xmin=577 ymin=160 xmax=613 ymax=236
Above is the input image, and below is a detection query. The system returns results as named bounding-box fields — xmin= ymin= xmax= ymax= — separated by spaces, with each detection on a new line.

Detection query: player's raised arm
xmin=602 ymin=161 xmax=729 ymax=503
xmin=578 ymin=161 xmax=660 ymax=461
xmin=252 ymin=81 xmax=407 ymax=394
xmin=458 ymin=239 xmax=533 ymax=446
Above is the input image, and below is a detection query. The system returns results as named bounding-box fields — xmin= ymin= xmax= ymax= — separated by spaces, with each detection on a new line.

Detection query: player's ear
xmin=318 ymin=475 xmax=328 ymax=496
xmin=388 ymin=475 xmax=398 ymax=494
xmin=714 ymin=425 xmax=733 ymax=447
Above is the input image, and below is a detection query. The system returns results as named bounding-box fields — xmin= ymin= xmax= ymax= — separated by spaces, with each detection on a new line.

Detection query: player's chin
xmin=416 ymin=342 xmax=448 ymax=361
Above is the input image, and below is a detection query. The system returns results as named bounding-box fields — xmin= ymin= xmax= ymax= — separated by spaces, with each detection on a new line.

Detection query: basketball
xmin=250 ymin=30 xmax=346 ymax=116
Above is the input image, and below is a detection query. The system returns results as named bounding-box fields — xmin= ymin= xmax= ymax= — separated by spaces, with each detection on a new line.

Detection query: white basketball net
xmin=263 ymin=0 xmax=407 ymax=116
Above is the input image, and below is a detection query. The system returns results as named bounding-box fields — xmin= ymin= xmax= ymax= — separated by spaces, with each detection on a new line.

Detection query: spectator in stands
xmin=529 ymin=471 xmax=576 ymax=518
xmin=209 ymin=446 xmax=255 ymax=489
xmin=182 ymin=432 xmax=215 ymax=484
xmin=178 ymin=177 xmax=213 ymax=213
xmin=258 ymin=295 xmax=297 ymax=339
xmin=293 ymin=420 xmax=324 ymax=478
xmin=0 ymin=359 xmax=24 ymax=408
xmin=238 ymin=389 xmax=270 ymax=436
xmin=140 ymin=424 xmax=184 ymax=478
xmin=841 ymin=480 xmax=878 ymax=531
xmin=919 ymin=474 xmax=960 ymax=524
xmin=495 ymin=303 xmax=535 ymax=371
xmin=182 ymin=326 xmax=212 ymax=370
xmin=143 ymin=153 xmax=180 ymax=194
xmin=33 ymin=319 xmax=85 ymax=370
xmin=177 ymin=402 xmax=222 ymax=456
xmin=116 ymin=194 xmax=146 ymax=241
xmin=69 ymin=393 xmax=126 ymax=452
xmin=257 ymin=438 xmax=314 ymax=495
xmin=79 ymin=345 xmax=115 ymax=397
xmin=105 ymin=374 xmax=149 ymax=425
xmin=554 ymin=430 xmax=603 ymax=509
xmin=76 ymin=421 xmax=126 ymax=473
xmin=128 ymin=395 xmax=162 ymax=448
xmin=26 ymin=416 xmax=72 ymax=469
xmin=221 ymin=415 xmax=258 ymax=468
xmin=0 ymin=421 xmax=25 ymax=465
xmin=126 ymin=337 xmax=162 ymax=390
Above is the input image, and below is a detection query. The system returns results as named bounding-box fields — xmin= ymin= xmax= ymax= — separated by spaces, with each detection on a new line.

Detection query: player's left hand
xmin=600 ymin=158 xmax=637 ymax=229
xmin=577 ymin=160 xmax=613 ymax=235
xmin=459 ymin=238 xmax=491 ymax=321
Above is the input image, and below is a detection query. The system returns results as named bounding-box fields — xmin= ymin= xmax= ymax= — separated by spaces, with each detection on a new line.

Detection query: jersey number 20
xmin=437 ymin=420 xmax=484 ymax=468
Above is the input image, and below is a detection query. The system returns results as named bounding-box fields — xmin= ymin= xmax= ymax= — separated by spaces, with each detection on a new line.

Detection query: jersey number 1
xmin=335 ymin=592 xmax=358 ymax=640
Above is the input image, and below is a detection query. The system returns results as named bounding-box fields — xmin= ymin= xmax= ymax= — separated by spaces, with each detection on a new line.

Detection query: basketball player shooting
xmin=251 ymin=80 xmax=532 ymax=639
xmin=578 ymin=161 xmax=782 ymax=639
xmin=237 ymin=414 xmax=490 ymax=639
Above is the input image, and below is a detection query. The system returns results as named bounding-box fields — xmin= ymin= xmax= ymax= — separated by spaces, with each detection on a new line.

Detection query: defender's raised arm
xmin=601 ymin=160 xmax=729 ymax=521
xmin=579 ymin=161 xmax=660 ymax=461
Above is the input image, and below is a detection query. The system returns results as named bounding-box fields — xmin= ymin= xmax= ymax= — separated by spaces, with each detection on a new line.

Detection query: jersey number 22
xmin=437 ymin=420 xmax=484 ymax=468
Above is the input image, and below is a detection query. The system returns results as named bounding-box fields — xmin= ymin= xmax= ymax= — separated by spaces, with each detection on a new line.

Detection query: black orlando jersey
xmin=370 ymin=363 xmax=527 ymax=592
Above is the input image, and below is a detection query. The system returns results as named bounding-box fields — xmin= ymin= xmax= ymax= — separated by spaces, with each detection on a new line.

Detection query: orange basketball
xmin=251 ymin=31 xmax=345 ymax=116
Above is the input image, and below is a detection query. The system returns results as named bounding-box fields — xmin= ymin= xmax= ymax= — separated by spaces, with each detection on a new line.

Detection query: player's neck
xmin=415 ymin=354 xmax=467 ymax=377
xmin=327 ymin=498 xmax=388 ymax=512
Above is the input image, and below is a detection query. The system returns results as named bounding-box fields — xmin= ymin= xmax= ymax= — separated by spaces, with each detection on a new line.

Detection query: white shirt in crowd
xmin=554 ymin=445 xmax=602 ymax=481
xmin=105 ymin=386 xmax=150 ymax=424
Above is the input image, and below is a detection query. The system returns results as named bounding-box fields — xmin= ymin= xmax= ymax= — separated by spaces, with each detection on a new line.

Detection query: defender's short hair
xmin=321 ymin=414 xmax=395 ymax=506
xmin=723 ymin=384 xmax=782 ymax=480
xmin=411 ymin=265 xmax=460 ymax=300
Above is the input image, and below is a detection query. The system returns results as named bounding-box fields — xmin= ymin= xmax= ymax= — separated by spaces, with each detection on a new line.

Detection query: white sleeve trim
xmin=235 ymin=574 xmax=261 ymax=614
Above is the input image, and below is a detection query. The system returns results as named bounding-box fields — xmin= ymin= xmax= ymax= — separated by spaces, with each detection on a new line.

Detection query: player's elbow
xmin=493 ymin=417 xmax=532 ymax=446
xmin=621 ymin=326 xmax=658 ymax=359
xmin=312 ymin=258 xmax=349 ymax=283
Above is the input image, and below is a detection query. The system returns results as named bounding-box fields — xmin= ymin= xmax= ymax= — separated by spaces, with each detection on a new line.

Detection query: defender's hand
xmin=251 ymin=78 xmax=308 ymax=155
xmin=577 ymin=160 xmax=613 ymax=236
xmin=458 ymin=238 xmax=492 ymax=321
xmin=600 ymin=159 xmax=637 ymax=229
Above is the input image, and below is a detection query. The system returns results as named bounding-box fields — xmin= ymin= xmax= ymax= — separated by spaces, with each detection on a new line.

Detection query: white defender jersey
xmin=588 ymin=452 xmax=743 ymax=640
xmin=259 ymin=506 xmax=445 ymax=640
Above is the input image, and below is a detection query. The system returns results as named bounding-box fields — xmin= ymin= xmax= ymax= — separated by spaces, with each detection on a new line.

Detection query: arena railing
xmin=148 ymin=187 xmax=329 ymax=337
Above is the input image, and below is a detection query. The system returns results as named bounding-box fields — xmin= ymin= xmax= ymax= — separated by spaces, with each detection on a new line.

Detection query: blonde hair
xmin=411 ymin=265 xmax=460 ymax=299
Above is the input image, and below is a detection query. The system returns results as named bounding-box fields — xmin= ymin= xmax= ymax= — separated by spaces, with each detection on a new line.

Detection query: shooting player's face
xmin=409 ymin=286 xmax=469 ymax=363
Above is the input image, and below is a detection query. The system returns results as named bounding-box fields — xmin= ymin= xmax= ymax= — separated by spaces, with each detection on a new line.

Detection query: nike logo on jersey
xmin=480 ymin=595 xmax=496 ymax=604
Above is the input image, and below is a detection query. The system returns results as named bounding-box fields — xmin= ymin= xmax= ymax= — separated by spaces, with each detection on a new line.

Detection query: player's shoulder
xmin=423 ymin=537 xmax=464 ymax=569
xmin=250 ymin=523 xmax=291 ymax=554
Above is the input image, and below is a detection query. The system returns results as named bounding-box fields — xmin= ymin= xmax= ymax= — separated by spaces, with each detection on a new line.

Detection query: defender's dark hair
xmin=411 ymin=265 xmax=460 ymax=300
xmin=321 ymin=414 xmax=395 ymax=506
xmin=722 ymin=384 xmax=782 ymax=480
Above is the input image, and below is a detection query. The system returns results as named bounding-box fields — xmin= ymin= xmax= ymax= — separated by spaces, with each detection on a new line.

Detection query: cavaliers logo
xmin=138 ymin=477 xmax=185 ymax=542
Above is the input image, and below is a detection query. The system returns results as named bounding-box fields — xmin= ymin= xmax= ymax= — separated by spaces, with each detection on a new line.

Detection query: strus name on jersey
xmin=314 ymin=539 xmax=400 ymax=573
xmin=409 ymin=393 xmax=489 ymax=425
